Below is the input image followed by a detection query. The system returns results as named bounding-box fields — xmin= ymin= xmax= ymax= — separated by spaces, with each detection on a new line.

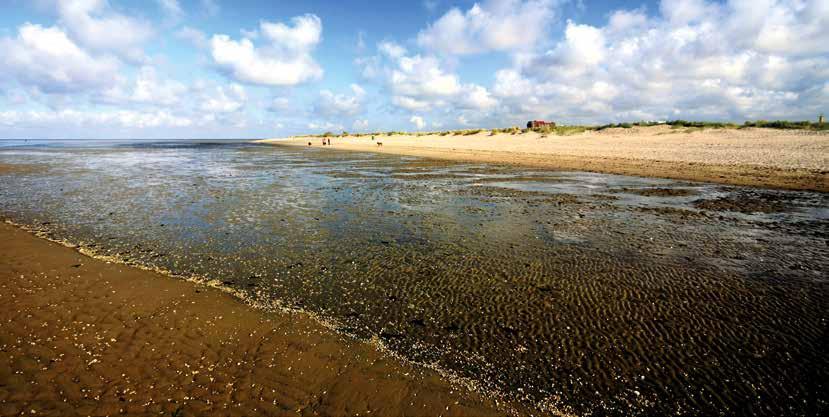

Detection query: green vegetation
xmin=743 ymin=120 xmax=829 ymax=131
xmin=529 ymin=124 xmax=589 ymax=135
xmin=666 ymin=120 xmax=738 ymax=129
xmin=596 ymin=123 xmax=632 ymax=130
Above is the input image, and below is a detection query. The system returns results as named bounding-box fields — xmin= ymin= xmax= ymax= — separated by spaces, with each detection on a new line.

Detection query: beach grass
xmin=743 ymin=120 xmax=829 ymax=130
xmin=301 ymin=119 xmax=827 ymax=139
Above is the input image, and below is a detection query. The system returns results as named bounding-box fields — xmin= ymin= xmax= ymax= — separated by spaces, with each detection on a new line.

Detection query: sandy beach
xmin=0 ymin=221 xmax=522 ymax=417
xmin=260 ymin=125 xmax=829 ymax=191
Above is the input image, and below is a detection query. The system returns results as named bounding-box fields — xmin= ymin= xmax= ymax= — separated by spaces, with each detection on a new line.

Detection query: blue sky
xmin=0 ymin=0 xmax=827 ymax=139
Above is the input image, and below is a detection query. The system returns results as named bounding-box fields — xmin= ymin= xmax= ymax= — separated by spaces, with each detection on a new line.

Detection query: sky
xmin=0 ymin=0 xmax=827 ymax=139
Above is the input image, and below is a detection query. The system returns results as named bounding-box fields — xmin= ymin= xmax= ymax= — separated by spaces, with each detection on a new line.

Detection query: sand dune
xmin=260 ymin=125 xmax=829 ymax=191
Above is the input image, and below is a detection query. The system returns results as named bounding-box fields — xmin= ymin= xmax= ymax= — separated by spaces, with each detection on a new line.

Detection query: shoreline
xmin=0 ymin=221 xmax=535 ymax=416
xmin=258 ymin=125 xmax=829 ymax=192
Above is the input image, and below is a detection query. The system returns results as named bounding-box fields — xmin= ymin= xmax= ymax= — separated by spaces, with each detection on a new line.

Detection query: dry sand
xmin=0 ymin=222 xmax=528 ymax=417
xmin=259 ymin=125 xmax=829 ymax=191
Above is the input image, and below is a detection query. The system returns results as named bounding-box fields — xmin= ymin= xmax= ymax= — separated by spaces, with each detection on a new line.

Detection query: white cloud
xmin=457 ymin=84 xmax=498 ymax=110
xmin=357 ymin=41 xmax=500 ymax=123
xmin=362 ymin=46 xmax=499 ymax=113
xmin=379 ymin=41 xmax=407 ymax=58
xmin=98 ymin=66 xmax=187 ymax=106
xmin=200 ymin=83 xmax=247 ymax=113
xmin=210 ymin=14 xmax=323 ymax=86
xmin=0 ymin=23 xmax=120 ymax=93
xmin=417 ymin=0 xmax=557 ymax=55
xmin=57 ymin=0 xmax=154 ymax=62
xmin=392 ymin=54 xmax=461 ymax=98
xmin=409 ymin=115 xmax=426 ymax=129
xmin=660 ymin=0 xmax=717 ymax=25
xmin=314 ymin=83 xmax=366 ymax=117
xmin=392 ymin=96 xmax=431 ymax=111
xmin=550 ymin=22 xmax=606 ymax=75
xmin=493 ymin=0 xmax=829 ymax=122
xmin=260 ymin=14 xmax=322 ymax=52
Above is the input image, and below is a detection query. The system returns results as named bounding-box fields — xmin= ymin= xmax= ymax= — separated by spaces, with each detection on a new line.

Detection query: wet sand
xmin=0 ymin=222 xmax=521 ymax=417
xmin=259 ymin=125 xmax=829 ymax=191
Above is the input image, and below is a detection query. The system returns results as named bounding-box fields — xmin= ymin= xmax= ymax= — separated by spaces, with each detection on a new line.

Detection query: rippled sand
xmin=1 ymin=142 xmax=827 ymax=415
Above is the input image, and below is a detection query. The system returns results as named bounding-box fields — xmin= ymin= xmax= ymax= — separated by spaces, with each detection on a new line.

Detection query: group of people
xmin=307 ymin=138 xmax=333 ymax=146
xmin=306 ymin=135 xmax=377 ymax=147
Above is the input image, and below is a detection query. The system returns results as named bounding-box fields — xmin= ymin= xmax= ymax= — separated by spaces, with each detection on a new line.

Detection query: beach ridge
xmin=258 ymin=125 xmax=829 ymax=192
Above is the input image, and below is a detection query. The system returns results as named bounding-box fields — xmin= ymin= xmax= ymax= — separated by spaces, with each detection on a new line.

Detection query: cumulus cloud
xmin=494 ymin=0 xmax=829 ymax=122
xmin=417 ymin=0 xmax=557 ymax=55
xmin=361 ymin=42 xmax=498 ymax=113
xmin=409 ymin=115 xmax=426 ymax=129
xmin=0 ymin=23 xmax=120 ymax=94
xmin=314 ymin=84 xmax=366 ymax=117
xmin=57 ymin=0 xmax=154 ymax=62
xmin=457 ymin=85 xmax=498 ymax=110
xmin=210 ymin=14 xmax=323 ymax=86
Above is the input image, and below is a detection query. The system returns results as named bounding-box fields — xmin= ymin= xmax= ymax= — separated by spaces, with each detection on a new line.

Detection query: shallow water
xmin=1 ymin=141 xmax=827 ymax=415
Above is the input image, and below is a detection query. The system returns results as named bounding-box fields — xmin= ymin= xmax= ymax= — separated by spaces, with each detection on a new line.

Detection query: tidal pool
xmin=1 ymin=141 xmax=826 ymax=416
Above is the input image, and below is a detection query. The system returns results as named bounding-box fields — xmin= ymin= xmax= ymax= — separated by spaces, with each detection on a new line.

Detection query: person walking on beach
xmin=327 ymin=138 xmax=331 ymax=145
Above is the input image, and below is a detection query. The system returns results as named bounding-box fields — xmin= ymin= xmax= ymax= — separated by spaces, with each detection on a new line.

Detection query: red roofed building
xmin=527 ymin=120 xmax=555 ymax=129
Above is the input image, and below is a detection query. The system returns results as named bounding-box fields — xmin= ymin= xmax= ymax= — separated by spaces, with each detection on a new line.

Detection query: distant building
xmin=527 ymin=120 xmax=555 ymax=129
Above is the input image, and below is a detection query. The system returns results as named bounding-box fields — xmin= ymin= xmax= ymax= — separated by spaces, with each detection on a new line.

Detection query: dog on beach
xmin=376 ymin=142 xmax=383 ymax=147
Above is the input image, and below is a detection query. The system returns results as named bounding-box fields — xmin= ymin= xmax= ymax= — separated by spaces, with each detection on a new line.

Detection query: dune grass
xmin=299 ymin=119 xmax=826 ymax=139
xmin=743 ymin=120 xmax=828 ymax=131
